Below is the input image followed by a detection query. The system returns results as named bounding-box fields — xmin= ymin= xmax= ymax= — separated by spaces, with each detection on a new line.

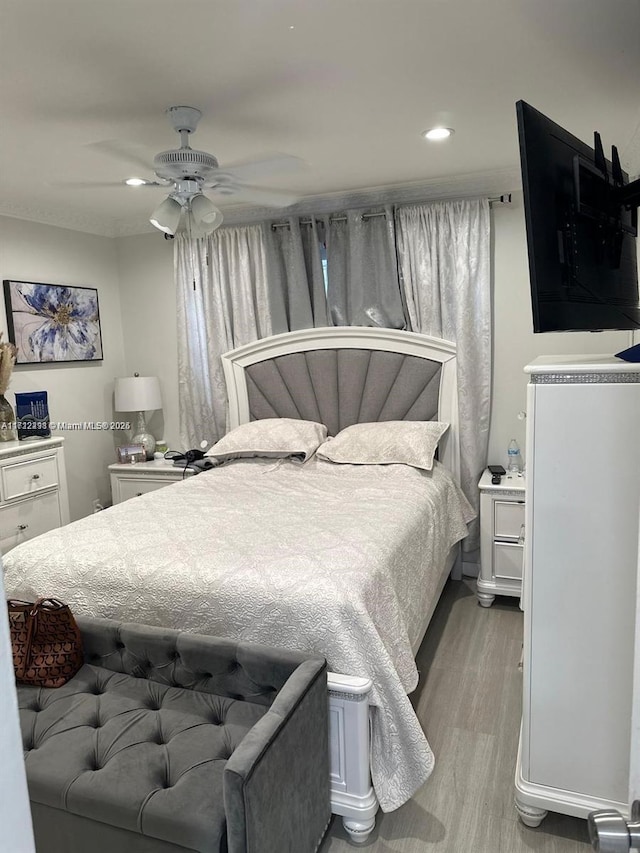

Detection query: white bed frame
xmin=222 ymin=327 xmax=460 ymax=842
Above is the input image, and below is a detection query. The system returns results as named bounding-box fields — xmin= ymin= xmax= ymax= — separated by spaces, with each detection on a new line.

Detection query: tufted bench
xmin=17 ymin=617 xmax=330 ymax=853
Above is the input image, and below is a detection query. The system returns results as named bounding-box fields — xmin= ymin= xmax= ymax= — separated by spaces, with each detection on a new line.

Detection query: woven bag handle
xmin=30 ymin=598 xmax=66 ymax=613
xmin=11 ymin=605 xmax=38 ymax=681
xmin=7 ymin=599 xmax=34 ymax=609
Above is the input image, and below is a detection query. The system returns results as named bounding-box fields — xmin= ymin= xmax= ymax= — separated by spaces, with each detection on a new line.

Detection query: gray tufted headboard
xmin=221 ymin=327 xmax=460 ymax=483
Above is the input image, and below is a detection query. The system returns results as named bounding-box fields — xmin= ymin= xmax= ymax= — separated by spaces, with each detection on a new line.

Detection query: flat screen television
xmin=516 ymin=100 xmax=640 ymax=333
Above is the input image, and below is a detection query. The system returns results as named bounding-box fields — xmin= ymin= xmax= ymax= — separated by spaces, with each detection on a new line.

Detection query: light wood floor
xmin=321 ymin=579 xmax=592 ymax=852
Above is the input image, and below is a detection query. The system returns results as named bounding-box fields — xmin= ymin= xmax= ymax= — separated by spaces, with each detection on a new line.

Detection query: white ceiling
xmin=1 ymin=0 xmax=639 ymax=237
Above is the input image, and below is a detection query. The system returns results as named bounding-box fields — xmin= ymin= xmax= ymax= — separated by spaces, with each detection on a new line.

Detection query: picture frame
xmin=117 ymin=444 xmax=146 ymax=464
xmin=3 ymin=279 xmax=103 ymax=364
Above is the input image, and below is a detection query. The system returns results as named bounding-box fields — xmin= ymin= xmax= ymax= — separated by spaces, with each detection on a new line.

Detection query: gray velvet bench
xmin=18 ymin=617 xmax=330 ymax=853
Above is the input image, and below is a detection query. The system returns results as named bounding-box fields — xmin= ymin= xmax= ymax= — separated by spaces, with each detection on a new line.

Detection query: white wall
xmin=0 ymin=216 xmax=126 ymax=519
xmin=115 ymin=234 xmax=179 ymax=449
xmin=489 ymin=192 xmax=632 ymax=467
xmin=0 ymin=567 xmax=35 ymax=852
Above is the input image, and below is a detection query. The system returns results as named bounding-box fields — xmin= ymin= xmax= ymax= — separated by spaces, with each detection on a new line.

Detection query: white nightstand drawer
xmin=494 ymin=500 xmax=525 ymax=540
xmin=1 ymin=453 xmax=59 ymax=501
xmin=109 ymin=461 xmax=194 ymax=504
xmin=0 ymin=491 xmax=61 ymax=553
xmin=493 ymin=541 xmax=524 ymax=581
xmin=117 ymin=478 xmax=173 ymax=501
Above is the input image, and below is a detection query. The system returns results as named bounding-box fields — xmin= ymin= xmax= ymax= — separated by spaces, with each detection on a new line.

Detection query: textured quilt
xmin=3 ymin=457 xmax=474 ymax=811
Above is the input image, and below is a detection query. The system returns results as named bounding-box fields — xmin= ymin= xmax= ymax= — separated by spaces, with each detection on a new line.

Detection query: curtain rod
xmin=270 ymin=194 xmax=512 ymax=228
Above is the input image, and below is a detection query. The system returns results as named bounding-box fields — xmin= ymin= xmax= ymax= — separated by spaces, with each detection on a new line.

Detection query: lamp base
xmin=132 ymin=432 xmax=156 ymax=461
xmin=132 ymin=411 xmax=156 ymax=460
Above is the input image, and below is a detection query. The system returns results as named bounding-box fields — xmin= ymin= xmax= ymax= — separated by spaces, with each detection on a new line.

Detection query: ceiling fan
xmin=98 ymin=106 xmax=304 ymax=235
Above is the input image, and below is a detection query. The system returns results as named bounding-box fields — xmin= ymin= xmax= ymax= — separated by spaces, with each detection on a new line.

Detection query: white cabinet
xmin=0 ymin=438 xmax=70 ymax=554
xmin=477 ymin=470 xmax=525 ymax=606
xmin=109 ymin=459 xmax=194 ymax=504
xmin=515 ymin=355 xmax=640 ymax=828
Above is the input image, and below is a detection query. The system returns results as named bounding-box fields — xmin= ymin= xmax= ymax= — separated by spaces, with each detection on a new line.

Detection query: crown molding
xmin=0 ymin=167 xmax=522 ymax=239
xmin=0 ymin=200 xmax=125 ymax=238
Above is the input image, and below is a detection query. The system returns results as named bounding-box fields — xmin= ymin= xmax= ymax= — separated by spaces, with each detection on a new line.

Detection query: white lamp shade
xmin=149 ymin=197 xmax=183 ymax=235
xmin=115 ymin=376 xmax=162 ymax=412
xmin=190 ymin=194 xmax=224 ymax=231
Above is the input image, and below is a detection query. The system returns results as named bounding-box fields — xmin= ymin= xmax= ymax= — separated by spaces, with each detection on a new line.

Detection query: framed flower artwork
xmin=3 ymin=280 xmax=103 ymax=364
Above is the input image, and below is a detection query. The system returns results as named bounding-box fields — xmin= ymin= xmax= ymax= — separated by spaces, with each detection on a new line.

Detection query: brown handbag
xmin=8 ymin=598 xmax=84 ymax=688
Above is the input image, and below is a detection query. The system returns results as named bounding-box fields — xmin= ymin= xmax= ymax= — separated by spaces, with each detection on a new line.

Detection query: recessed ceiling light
xmin=422 ymin=127 xmax=454 ymax=141
xmin=125 ymin=177 xmax=146 ymax=186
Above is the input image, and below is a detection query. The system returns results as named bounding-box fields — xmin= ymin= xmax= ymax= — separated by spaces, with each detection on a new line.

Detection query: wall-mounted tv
xmin=516 ymin=100 xmax=640 ymax=333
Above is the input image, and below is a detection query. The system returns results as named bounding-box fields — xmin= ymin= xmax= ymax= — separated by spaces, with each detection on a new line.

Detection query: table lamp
xmin=114 ymin=374 xmax=162 ymax=460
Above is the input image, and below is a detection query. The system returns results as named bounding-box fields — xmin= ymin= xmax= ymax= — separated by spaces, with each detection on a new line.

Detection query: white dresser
xmin=109 ymin=459 xmax=194 ymax=504
xmin=515 ymin=355 xmax=640 ymax=827
xmin=0 ymin=437 xmax=70 ymax=554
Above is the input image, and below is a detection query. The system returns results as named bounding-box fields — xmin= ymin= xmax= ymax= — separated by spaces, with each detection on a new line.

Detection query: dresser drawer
xmin=117 ymin=478 xmax=172 ymax=501
xmin=493 ymin=541 xmax=524 ymax=581
xmin=1 ymin=454 xmax=59 ymax=501
xmin=0 ymin=491 xmax=61 ymax=554
xmin=494 ymin=500 xmax=525 ymax=540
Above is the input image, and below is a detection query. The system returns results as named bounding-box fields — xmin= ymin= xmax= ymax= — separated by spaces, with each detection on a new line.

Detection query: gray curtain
xmin=395 ymin=199 xmax=491 ymax=553
xmin=325 ymin=206 xmax=405 ymax=329
xmin=262 ymin=218 xmax=328 ymax=333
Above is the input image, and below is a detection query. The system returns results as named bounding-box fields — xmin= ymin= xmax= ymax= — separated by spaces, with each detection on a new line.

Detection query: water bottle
xmin=507 ymin=438 xmax=522 ymax=474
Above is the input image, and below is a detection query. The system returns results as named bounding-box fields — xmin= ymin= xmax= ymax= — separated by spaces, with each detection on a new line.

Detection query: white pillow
xmin=205 ymin=418 xmax=328 ymax=463
xmin=316 ymin=420 xmax=449 ymax=471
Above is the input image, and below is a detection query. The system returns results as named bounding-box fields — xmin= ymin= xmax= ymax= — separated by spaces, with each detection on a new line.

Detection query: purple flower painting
xmin=3 ymin=280 xmax=103 ymax=364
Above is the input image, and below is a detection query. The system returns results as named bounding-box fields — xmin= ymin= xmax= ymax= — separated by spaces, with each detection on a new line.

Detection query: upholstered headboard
xmin=221 ymin=327 xmax=460 ymax=483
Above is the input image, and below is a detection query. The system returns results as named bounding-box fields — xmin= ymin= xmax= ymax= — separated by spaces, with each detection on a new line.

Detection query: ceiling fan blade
xmin=48 ymin=181 xmax=130 ymax=189
xmin=86 ymin=139 xmax=156 ymax=174
xmin=47 ymin=180 xmax=165 ymax=189
xmin=215 ymin=154 xmax=306 ymax=183
xmin=214 ymin=184 xmax=300 ymax=208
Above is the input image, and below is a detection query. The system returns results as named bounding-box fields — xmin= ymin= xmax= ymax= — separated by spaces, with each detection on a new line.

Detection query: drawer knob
xmin=136 ymin=492 xmax=143 ymax=497
xmin=17 ymin=524 xmax=29 ymax=531
xmin=518 ymin=524 xmax=525 ymax=545
xmin=32 ymin=474 xmax=41 ymax=480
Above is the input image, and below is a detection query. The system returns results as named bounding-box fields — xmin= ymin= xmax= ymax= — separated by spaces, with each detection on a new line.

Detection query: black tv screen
xmin=516 ymin=101 xmax=639 ymax=333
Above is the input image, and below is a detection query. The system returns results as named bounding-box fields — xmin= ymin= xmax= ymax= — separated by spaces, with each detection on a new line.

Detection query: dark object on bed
xmin=8 ymin=597 xmax=83 ymax=688
xmin=165 ymin=448 xmax=216 ymax=474
xmin=165 ymin=448 xmax=206 ymax=464
xmin=18 ymin=617 xmax=330 ymax=853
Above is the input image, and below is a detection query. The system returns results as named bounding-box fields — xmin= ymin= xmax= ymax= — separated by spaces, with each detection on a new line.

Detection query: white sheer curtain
xmin=395 ymin=199 xmax=491 ymax=552
xmin=176 ymin=226 xmax=273 ymax=448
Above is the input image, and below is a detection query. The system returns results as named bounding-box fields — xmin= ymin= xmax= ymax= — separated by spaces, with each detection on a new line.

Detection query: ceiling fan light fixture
xmin=190 ymin=194 xmax=224 ymax=231
xmin=125 ymin=177 xmax=147 ymax=186
xmin=149 ymin=196 xmax=183 ymax=235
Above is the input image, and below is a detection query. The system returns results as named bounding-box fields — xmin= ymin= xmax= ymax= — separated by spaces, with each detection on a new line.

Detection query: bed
xmin=3 ymin=327 xmax=474 ymax=843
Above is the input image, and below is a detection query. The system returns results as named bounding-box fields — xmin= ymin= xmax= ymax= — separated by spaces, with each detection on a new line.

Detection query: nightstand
xmin=109 ymin=459 xmax=195 ymax=505
xmin=477 ymin=469 xmax=525 ymax=607
xmin=0 ymin=437 xmax=70 ymax=553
